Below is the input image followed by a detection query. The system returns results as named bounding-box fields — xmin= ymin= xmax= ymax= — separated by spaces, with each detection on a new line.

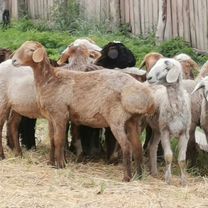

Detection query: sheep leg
xmin=186 ymin=127 xmax=197 ymax=167
xmin=48 ymin=121 xmax=55 ymax=166
xmin=178 ymin=133 xmax=189 ymax=186
xmin=0 ymin=124 xmax=5 ymax=159
xmin=6 ymin=121 xmax=14 ymax=150
xmin=160 ymin=131 xmax=172 ymax=184
xmin=8 ymin=112 xmax=22 ymax=157
xmin=110 ymin=125 xmax=132 ymax=182
xmin=126 ymin=117 xmax=143 ymax=178
xmin=53 ymin=119 xmax=68 ymax=169
xmin=0 ymin=108 xmax=9 ymax=159
xmin=149 ymin=131 xmax=161 ymax=177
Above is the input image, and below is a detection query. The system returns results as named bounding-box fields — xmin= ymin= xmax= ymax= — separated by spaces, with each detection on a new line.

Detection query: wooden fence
xmin=1 ymin=0 xmax=208 ymax=51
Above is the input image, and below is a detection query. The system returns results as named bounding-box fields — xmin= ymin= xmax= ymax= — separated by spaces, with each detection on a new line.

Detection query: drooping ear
xmin=107 ymin=48 xmax=118 ymax=59
xmin=166 ymin=61 xmax=180 ymax=83
xmin=192 ymin=81 xmax=205 ymax=94
xmin=32 ymin=47 xmax=45 ymax=63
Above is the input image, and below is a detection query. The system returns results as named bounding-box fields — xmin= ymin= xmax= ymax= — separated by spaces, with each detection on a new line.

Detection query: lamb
xmin=146 ymin=58 xmax=191 ymax=185
xmin=12 ymin=41 xmax=155 ymax=181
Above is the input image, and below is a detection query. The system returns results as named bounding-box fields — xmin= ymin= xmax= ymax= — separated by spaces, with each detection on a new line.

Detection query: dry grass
xmin=0 ymin=120 xmax=208 ymax=208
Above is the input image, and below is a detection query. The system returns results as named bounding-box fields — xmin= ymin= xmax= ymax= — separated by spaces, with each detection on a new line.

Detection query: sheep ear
xmin=57 ymin=53 xmax=69 ymax=65
xmin=192 ymin=81 xmax=205 ymax=94
xmin=32 ymin=47 xmax=45 ymax=63
xmin=107 ymin=48 xmax=118 ymax=59
xmin=89 ymin=51 xmax=101 ymax=59
xmin=166 ymin=65 xmax=180 ymax=83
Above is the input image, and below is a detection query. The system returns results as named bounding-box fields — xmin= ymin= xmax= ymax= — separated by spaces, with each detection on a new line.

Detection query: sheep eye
xmin=30 ymin=49 xmax=35 ymax=52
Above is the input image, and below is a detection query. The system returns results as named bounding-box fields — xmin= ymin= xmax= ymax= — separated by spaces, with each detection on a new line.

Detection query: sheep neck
xmin=166 ymin=83 xmax=184 ymax=107
xmin=32 ymin=57 xmax=56 ymax=89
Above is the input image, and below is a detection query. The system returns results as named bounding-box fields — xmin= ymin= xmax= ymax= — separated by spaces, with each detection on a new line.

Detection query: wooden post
xmin=156 ymin=0 xmax=167 ymax=44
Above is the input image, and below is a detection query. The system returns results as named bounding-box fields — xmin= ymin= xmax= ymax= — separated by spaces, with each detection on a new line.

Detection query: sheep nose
xmin=12 ymin=59 xmax=17 ymax=65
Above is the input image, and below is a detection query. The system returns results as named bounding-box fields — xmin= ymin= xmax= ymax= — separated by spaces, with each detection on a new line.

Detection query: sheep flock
xmin=0 ymin=39 xmax=208 ymax=207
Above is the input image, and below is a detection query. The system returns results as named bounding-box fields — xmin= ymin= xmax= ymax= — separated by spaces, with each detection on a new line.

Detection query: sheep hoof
xmin=122 ymin=176 xmax=131 ymax=182
xmin=151 ymin=172 xmax=158 ymax=178
xmin=165 ymin=172 xmax=171 ymax=185
xmin=180 ymin=176 xmax=187 ymax=187
xmin=47 ymin=160 xmax=55 ymax=167
xmin=0 ymin=154 xmax=5 ymax=160
xmin=15 ymin=151 xmax=22 ymax=157
xmin=56 ymin=161 xmax=66 ymax=169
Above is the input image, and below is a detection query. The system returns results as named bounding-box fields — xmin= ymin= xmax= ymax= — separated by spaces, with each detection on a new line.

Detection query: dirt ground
xmin=0 ymin=120 xmax=208 ymax=208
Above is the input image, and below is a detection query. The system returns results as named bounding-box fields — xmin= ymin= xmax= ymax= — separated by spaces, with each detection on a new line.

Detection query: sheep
xmin=70 ymin=38 xmax=102 ymax=52
xmin=146 ymin=58 xmax=191 ymax=185
xmin=95 ymin=41 xmax=136 ymax=68
xmin=191 ymin=77 xmax=208 ymax=146
xmin=174 ymin=53 xmax=199 ymax=79
xmin=57 ymin=44 xmax=101 ymax=67
xmin=71 ymin=41 xmax=137 ymax=159
xmin=181 ymin=79 xmax=205 ymax=165
xmin=2 ymin=44 xmax=100 ymax=158
xmin=12 ymin=41 xmax=155 ymax=181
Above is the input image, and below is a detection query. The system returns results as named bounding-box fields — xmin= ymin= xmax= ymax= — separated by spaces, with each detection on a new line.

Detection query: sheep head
xmin=140 ymin=52 xmax=164 ymax=72
xmin=95 ymin=42 xmax=136 ymax=69
xmin=12 ymin=41 xmax=47 ymax=67
xmin=57 ymin=45 xmax=101 ymax=66
xmin=147 ymin=58 xmax=182 ymax=85
xmin=192 ymin=77 xmax=208 ymax=101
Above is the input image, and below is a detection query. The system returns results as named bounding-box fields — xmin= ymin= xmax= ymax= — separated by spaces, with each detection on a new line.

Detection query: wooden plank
xmin=140 ymin=0 xmax=145 ymax=35
xmin=144 ymin=0 xmax=149 ymax=34
xmin=171 ymin=0 xmax=178 ymax=38
xmin=196 ymin=0 xmax=203 ymax=49
xmin=152 ymin=0 xmax=158 ymax=29
xmin=183 ymin=0 xmax=191 ymax=43
xmin=164 ymin=0 xmax=172 ymax=40
xmin=125 ymin=0 xmax=130 ymax=23
xmin=194 ymin=0 xmax=200 ymax=50
xmin=177 ymin=0 xmax=183 ymax=37
xmin=156 ymin=0 xmax=167 ymax=43
xmin=133 ymin=0 xmax=141 ymax=35
xmin=201 ymin=0 xmax=208 ymax=50
xmin=120 ymin=0 xmax=125 ymax=23
xmin=148 ymin=0 xmax=153 ymax=32
xmin=189 ymin=0 xmax=196 ymax=48
xmin=129 ymin=0 xmax=135 ymax=33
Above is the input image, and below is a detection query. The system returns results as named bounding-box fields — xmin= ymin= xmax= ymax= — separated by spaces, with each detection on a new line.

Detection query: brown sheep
xmin=12 ymin=41 xmax=155 ymax=181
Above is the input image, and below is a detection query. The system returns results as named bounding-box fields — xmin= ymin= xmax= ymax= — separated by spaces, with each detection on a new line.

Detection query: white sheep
xmin=146 ymin=58 xmax=191 ymax=185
